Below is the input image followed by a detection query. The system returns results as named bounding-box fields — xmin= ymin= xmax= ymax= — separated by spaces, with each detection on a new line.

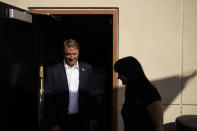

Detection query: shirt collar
xmin=64 ymin=59 xmax=79 ymax=69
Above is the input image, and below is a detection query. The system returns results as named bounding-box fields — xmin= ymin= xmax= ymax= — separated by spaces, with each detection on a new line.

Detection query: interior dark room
xmin=1 ymin=3 xmax=114 ymax=130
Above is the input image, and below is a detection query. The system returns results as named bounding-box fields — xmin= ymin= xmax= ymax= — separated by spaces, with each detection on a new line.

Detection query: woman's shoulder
xmin=142 ymin=84 xmax=162 ymax=106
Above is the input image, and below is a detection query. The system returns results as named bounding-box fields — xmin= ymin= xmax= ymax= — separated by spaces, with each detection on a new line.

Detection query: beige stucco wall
xmin=181 ymin=0 xmax=197 ymax=116
xmin=2 ymin=0 xmax=197 ymax=130
xmin=0 ymin=0 xmax=18 ymax=6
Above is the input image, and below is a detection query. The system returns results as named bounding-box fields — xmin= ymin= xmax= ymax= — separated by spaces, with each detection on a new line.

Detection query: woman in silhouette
xmin=114 ymin=56 xmax=163 ymax=131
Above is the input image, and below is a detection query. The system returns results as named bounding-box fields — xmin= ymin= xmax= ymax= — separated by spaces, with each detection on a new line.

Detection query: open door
xmin=0 ymin=2 xmax=118 ymax=130
xmin=0 ymin=2 xmax=40 ymax=131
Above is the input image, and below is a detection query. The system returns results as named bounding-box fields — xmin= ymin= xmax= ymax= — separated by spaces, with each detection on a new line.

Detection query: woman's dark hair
xmin=114 ymin=56 xmax=151 ymax=88
xmin=114 ymin=56 xmax=146 ymax=77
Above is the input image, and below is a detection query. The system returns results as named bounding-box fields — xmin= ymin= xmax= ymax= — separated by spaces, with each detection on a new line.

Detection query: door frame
xmin=29 ymin=8 xmax=119 ymax=131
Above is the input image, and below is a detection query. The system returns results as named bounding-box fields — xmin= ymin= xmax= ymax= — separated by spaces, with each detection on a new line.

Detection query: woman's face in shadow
xmin=118 ymin=74 xmax=128 ymax=85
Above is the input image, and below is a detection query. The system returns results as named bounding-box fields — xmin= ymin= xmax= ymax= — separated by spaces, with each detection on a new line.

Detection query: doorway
xmin=30 ymin=9 xmax=118 ymax=131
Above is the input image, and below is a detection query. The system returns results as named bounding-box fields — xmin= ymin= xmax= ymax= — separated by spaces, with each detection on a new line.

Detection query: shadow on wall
xmin=116 ymin=70 xmax=197 ymax=112
xmin=152 ymin=70 xmax=197 ymax=111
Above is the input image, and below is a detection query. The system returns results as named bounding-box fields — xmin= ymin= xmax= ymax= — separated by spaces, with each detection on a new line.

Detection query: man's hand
xmin=49 ymin=125 xmax=61 ymax=131
xmin=90 ymin=119 xmax=98 ymax=131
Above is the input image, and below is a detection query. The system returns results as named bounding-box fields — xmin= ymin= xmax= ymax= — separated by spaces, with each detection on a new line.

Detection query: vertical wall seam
xmin=17 ymin=0 xmax=19 ymax=7
xmin=180 ymin=0 xmax=184 ymax=116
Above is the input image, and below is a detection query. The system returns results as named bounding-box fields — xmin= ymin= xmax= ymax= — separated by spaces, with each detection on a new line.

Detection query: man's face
xmin=63 ymin=46 xmax=79 ymax=67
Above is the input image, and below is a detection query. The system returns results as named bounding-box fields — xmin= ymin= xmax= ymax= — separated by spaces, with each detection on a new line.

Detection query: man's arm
xmin=49 ymin=125 xmax=61 ymax=131
xmin=86 ymin=64 xmax=99 ymax=130
xmin=44 ymin=67 xmax=58 ymax=128
xmin=87 ymin=65 xmax=99 ymax=118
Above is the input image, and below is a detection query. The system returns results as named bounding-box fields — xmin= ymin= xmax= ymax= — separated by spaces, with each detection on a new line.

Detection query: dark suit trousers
xmin=60 ymin=113 xmax=90 ymax=131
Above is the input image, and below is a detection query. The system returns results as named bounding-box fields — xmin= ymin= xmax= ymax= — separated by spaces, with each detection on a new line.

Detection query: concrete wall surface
xmin=2 ymin=0 xmax=197 ymax=131
xmin=0 ymin=0 xmax=18 ymax=6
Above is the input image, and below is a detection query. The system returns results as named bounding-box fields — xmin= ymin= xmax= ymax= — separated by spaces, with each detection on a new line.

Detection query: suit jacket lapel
xmin=79 ymin=62 xmax=85 ymax=90
xmin=59 ymin=61 xmax=69 ymax=90
xmin=59 ymin=61 xmax=85 ymax=90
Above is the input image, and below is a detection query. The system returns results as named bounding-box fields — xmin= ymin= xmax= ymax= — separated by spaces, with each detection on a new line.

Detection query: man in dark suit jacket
xmin=44 ymin=38 xmax=98 ymax=131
